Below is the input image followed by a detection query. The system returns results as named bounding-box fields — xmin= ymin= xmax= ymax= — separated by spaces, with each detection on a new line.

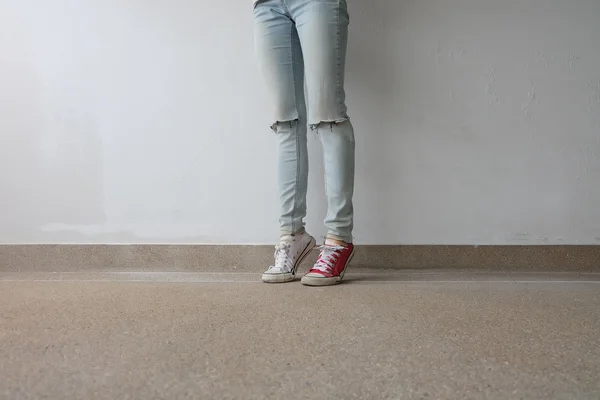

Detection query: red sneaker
xmin=301 ymin=242 xmax=354 ymax=286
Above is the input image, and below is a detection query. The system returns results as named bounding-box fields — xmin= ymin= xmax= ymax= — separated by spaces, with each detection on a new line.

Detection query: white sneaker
xmin=262 ymin=233 xmax=316 ymax=283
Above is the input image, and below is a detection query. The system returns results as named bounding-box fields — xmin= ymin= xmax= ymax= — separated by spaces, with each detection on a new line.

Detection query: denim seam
xmin=281 ymin=0 xmax=290 ymax=16
xmin=336 ymin=3 xmax=342 ymax=115
xmin=322 ymin=134 xmax=329 ymax=225
xmin=289 ymin=23 xmax=299 ymax=234
xmin=294 ymin=121 xmax=301 ymax=233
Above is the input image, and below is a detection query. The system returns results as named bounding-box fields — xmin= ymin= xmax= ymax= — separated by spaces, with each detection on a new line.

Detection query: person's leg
xmin=254 ymin=1 xmax=316 ymax=283
xmin=254 ymin=0 xmax=309 ymax=238
xmin=287 ymin=0 xmax=355 ymax=286
xmin=290 ymin=0 xmax=355 ymax=244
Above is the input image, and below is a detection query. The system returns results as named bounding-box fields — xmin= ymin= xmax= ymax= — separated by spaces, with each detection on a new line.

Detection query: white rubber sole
xmin=261 ymin=236 xmax=317 ymax=283
xmin=300 ymin=247 xmax=355 ymax=287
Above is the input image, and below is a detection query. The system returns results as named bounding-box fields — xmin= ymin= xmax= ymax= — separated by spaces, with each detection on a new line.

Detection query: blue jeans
xmin=254 ymin=0 xmax=355 ymax=243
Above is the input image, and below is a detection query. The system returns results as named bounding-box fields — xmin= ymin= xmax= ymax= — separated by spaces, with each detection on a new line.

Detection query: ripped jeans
xmin=254 ymin=0 xmax=355 ymax=243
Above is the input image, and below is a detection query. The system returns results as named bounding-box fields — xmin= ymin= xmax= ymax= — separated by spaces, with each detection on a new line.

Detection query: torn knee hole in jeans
xmin=309 ymin=118 xmax=349 ymax=133
xmin=270 ymin=119 xmax=299 ymax=133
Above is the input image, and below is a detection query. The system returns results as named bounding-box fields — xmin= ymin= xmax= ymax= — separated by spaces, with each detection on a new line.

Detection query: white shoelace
xmin=312 ymin=244 xmax=345 ymax=273
xmin=270 ymin=238 xmax=294 ymax=272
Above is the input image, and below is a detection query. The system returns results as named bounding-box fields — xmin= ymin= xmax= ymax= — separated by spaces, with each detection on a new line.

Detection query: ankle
xmin=325 ymin=237 xmax=350 ymax=246
xmin=281 ymin=231 xmax=305 ymax=239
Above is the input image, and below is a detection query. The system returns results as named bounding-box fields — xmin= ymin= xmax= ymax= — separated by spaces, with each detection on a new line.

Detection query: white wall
xmin=1 ymin=0 xmax=599 ymax=245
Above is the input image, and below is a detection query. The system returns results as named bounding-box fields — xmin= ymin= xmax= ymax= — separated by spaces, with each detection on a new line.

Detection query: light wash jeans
xmin=254 ymin=0 xmax=355 ymax=243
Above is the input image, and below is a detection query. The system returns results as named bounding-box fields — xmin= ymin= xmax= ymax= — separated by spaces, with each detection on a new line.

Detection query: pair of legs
xmin=253 ymin=0 xmax=355 ymax=244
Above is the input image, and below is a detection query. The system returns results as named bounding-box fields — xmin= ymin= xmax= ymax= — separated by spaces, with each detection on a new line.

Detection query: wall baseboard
xmin=1 ymin=245 xmax=599 ymax=272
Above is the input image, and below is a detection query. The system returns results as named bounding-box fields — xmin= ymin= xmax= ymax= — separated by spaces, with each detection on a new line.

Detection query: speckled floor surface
xmin=1 ymin=271 xmax=599 ymax=399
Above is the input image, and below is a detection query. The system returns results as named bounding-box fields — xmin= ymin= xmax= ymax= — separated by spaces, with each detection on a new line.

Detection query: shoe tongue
xmin=280 ymin=235 xmax=294 ymax=243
